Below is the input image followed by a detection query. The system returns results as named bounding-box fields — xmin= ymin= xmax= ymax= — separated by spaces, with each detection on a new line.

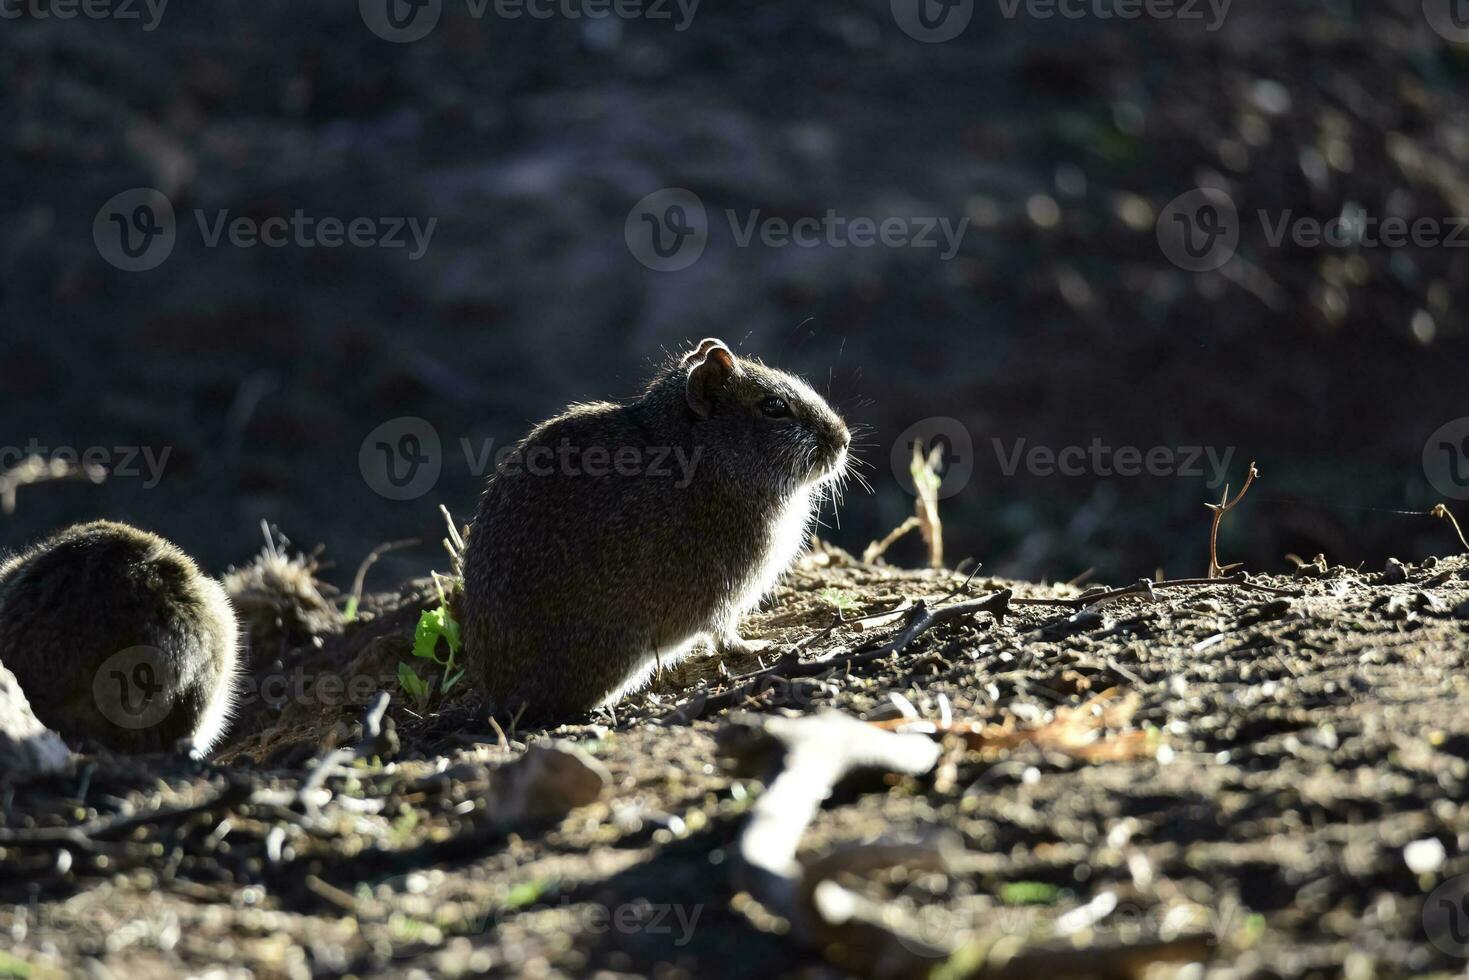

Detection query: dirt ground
xmin=3 ymin=540 xmax=1469 ymax=979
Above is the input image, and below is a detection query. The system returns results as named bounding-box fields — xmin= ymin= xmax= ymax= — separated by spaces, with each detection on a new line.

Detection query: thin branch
xmin=440 ymin=504 xmax=467 ymax=580
xmin=882 ymin=589 xmax=1013 ymax=656
xmin=294 ymin=692 xmax=396 ymax=813
xmin=912 ymin=441 xmax=944 ymax=568
xmin=861 ymin=515 xmax=921 ymax=564
xmin=665 ymin=590 xmax=1013 ymax=723
xmin=0 ymin=779 xmax=251 ymax=851
xmin=1010 ymin=572 xmax=1299 ymax=611
xmin=1207 ymin=461 xmax=1259 ymax=578
xmin=793 ymin=597 xmax=913 ymax=652
xmin=863 ymin=441 xmax=946 ymax=568
xmin=793 ymin=564 xmax=982 ymax=653
xmin=0 ymin=455 xmax=106 ymax=516
xmin=1432 ymin=504 xmax=1469 ymax=554
xmin=344 ymin=538 xmax=421 ymax=621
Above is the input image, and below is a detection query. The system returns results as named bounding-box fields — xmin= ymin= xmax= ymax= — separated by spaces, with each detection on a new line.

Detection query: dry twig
xmin=1207 ymin=461 xmax=1258 ymax=578
xmin=871 ymin=688 xmax=1156 ymax=763
xmin=0 ymin=455 xmax=106 ymax=516
xmin=440 ymin=504 xmax=468 ymax=579
xmin=861 ymin=515 xmax=920 ymax=564
xmin=0 ymin=778 xmax=251 ymax=852
xmin=912 ymin=441 xmax=945 ymax=567
xmin=1009 ymin=572 xmax=1299 ymax=611
xmin=862 ymin=441 xmax=946 ymax=567
xmin=294 ymin=692 xmax=396 ymax=813
xmin=345 ymin=537 xmax=421 ymax=621
xmin=663 ymin=589 xmax=1013 ymax=723
xmin=1431 ymin=504 xmax=1469 ymax=553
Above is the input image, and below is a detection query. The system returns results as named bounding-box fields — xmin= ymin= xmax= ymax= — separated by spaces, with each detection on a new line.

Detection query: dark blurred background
xmin=3 ymin=0 xmax=1467 ymax=589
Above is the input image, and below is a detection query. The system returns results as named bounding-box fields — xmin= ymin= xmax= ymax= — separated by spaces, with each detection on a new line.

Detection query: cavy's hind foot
xmin=711 ymin=631 xmax=773 ymax=659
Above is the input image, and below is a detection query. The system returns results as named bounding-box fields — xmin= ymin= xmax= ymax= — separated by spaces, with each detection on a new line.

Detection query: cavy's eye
xmin=759 ymin=396 xmax=791 ymax=418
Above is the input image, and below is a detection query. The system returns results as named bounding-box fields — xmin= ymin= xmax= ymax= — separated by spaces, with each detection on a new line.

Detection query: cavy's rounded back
xmin=0 ymin=521 xmax=239 ymax=754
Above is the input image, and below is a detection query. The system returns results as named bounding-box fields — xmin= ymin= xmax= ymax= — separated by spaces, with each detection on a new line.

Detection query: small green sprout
xmin=999 ymin=881 xmax=1059 ymax=906
xmin=819 ymin=587 xmax=857 ymax=612
xmin=399 ymin=573 xmax=466 ymax=707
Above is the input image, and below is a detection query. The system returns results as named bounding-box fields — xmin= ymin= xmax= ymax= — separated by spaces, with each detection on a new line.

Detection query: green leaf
xmin=413 ymin=606 xmax=461 ymax=663
xmin=397 ymin=661 xmax=428 ymax=700
xmin=504 ymin=877 xmax=555 ymax=910
xmin=818 ymin=587 xmax=856 ymax=611
xmin=0 ymin=951 xmax=31 ymax=979
xmin=999 ymin=881 xmax=1059 ymax=906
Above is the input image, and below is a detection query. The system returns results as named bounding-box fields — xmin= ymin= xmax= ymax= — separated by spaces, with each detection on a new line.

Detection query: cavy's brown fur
xmin=461 ymin=338 xmax=850 ymax=722
xmin=0 ymin=521 xmax=239 ymax=753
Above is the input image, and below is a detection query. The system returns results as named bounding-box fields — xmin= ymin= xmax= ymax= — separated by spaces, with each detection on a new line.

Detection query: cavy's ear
xmin=681 ymin=337 xmax=727 ymax=367
xmin=685 ymin=340 xmax=736 ymax=418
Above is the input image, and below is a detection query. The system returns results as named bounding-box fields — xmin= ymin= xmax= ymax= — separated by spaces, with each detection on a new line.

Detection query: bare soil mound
xmin=3 ymin=547 xmax=1469 ymax=978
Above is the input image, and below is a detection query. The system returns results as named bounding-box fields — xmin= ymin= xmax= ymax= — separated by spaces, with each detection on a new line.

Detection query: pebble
xmin=1404 ymin=837 xmax=1447 ymax=875
xmin=1383 ymin=558 xmax=1409 ymax=584
xmin=1382 ymin=595 xmax=1416 ymax=621
xmin=1416 ymin=591 xmax=1446 ymax=615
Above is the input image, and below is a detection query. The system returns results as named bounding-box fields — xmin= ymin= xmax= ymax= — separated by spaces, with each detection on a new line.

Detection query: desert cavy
xmin=0 ymin=521 xmax=240 ymax=754
xmin=461 ymin=338 xmax=851 ymax=722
